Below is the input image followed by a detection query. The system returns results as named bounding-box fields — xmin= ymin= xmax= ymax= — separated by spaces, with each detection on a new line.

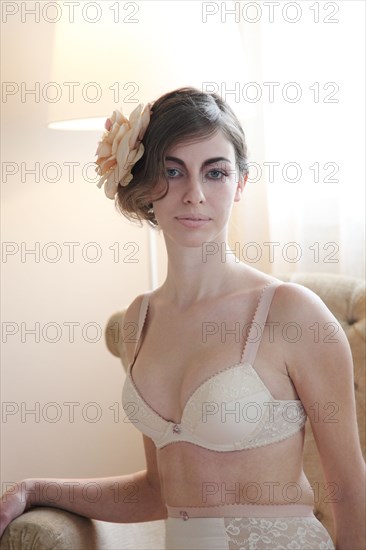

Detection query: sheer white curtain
xmin=232 ymin=0 xmax=365 ymax=279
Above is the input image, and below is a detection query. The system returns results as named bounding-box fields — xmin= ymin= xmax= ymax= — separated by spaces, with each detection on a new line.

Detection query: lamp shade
xmin=47 ymin=0 xmax=254 ymax=129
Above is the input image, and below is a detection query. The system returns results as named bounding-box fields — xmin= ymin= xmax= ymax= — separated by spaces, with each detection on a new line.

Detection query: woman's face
xmin=152 ymin=130 xmax=247 ymax=248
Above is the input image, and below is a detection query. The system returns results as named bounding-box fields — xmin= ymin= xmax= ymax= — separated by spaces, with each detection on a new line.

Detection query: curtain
xmin=229 ymin=0 xmax=365 ymax=279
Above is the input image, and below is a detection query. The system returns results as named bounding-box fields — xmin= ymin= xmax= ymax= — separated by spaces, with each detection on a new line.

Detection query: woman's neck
xmin=156 ymin=240 xmax=251 ymax=307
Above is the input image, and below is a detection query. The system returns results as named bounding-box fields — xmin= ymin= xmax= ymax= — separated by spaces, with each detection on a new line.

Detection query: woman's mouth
xmin=175 ymin=215 xmax=211 ymax=228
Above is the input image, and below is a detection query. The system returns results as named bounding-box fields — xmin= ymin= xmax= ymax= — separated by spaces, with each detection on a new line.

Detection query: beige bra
xmin=122 ymin=280 xmax=307 ymax=451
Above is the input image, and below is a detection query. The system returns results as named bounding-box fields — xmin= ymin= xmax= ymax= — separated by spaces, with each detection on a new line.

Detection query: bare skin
xmin=1 ymin=132 xmax=365 ymax=550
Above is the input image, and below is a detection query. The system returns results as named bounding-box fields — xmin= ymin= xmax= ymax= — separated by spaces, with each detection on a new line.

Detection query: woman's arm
xmin=1 ymin=299 xmax=166 ymax=538
xmin=276 ymin=282 xmax=365 ymax=550
xmin=0 ymin=466 xmax=167 ymax=538
xmin=1 ymin=430 xmax=167 ymax=536
xmin=1 ymin=447 xmax=166 ymax=538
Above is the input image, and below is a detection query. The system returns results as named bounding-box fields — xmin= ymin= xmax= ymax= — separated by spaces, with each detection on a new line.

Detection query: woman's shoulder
xmin=104 ymin=291 xmax=149 ymax=367
xmin=237 ymin=267 xmax=336 ymax=326
xmin=271 ymin=278 xmax=330 ymax=320
xmin=268 ymin=279 xmax=345 ymax=358
xmin=123 ymin=291 xmax=149 ymax=322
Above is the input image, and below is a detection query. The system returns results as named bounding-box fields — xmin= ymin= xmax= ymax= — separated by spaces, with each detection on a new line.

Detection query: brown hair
xmin=115 ymin=87 xmax=249 ymax=229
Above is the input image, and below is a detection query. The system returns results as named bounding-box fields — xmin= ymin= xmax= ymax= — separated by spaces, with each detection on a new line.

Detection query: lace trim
xmin=224 ymin=516 xmax=335 ymax=549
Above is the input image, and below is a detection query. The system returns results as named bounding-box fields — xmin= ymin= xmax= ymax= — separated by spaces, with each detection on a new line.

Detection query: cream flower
xmin=95 ymin=103 xmax=151 ymax=199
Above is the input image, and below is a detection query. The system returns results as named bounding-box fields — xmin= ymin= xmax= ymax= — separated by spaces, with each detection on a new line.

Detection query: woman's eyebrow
xmin=165 ymin=156 xmax=232 ymax=168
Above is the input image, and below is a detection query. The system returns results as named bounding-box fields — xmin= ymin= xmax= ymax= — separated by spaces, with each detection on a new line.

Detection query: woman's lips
xmin=175 ymin=216 xmax=211 ymax=228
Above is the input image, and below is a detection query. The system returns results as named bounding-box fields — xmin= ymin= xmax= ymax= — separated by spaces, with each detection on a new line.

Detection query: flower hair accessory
xmin=95 ymin=103 xmax=152 ymax=199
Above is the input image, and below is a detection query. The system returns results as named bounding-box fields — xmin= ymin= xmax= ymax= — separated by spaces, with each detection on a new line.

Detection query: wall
xmin=1 ymin=13 xmax=151 ymax=491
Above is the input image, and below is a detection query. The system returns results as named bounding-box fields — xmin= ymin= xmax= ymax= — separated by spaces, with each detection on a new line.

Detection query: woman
xmin=1 ymin=88 xmax=364 ymax=549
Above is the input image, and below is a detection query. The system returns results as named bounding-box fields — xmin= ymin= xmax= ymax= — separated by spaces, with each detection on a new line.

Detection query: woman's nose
xmin=183 ymin=174 xmax=205 ymax=204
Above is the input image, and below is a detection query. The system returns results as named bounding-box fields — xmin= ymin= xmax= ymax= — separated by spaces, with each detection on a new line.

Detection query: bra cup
xmin=182 ymin=365 xmax=271 ymax=445
xmin=122 ymin=369 xmax=168 ymax=437
xmin=122 ymin=363 xmax=307 ymax=451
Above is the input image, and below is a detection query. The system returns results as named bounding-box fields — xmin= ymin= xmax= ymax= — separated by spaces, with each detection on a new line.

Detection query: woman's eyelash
xmin=165 ymin=168 xmax=181 ymax=177
xmin=165 ymin=168 xmax=229 ymax=179
xmin=206 ymin=169 xmax=228 ymax=179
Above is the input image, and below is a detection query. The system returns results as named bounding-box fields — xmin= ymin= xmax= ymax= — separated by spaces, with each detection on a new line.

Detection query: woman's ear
xmin=234 ymin=172 xmax=248 ymax=202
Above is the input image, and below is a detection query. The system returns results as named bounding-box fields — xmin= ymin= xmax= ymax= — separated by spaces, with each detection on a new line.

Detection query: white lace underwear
xmin=165 ymin=505 xmax=335 ymax=550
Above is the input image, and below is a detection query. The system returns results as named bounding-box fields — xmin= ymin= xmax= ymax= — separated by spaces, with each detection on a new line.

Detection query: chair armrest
xmin=0 ymin=506 xmax=166 ymax=550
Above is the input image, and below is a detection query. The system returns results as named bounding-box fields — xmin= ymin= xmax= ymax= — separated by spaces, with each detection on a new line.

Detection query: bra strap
xmin=129 ymin=292 xmax=153 ymax=369
xmin=241 ymin=280 xmax=284 ymax=366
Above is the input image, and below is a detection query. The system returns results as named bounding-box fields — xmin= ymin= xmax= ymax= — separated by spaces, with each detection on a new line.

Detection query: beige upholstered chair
xmin=1 ymin=273 xmax=365 ymax=549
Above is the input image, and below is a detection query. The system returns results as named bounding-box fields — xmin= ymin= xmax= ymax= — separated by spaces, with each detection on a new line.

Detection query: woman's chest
xmin=125 ymin=304 xmax=292 ymax=423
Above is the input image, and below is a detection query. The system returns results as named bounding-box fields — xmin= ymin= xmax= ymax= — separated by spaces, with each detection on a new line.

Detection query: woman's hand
xmin=0 ymin=479 xmax=34 ymax=538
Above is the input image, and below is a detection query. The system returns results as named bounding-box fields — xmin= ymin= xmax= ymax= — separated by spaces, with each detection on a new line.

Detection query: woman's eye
xmin=166 ymin=168 xmax=180 ymax=178
xmin=207 ymin=169 xmax=227 ymax=180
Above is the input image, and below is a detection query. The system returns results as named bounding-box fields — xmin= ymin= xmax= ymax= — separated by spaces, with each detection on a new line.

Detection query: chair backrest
xmin=276 ymin=272 xmax=365 ymax=539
